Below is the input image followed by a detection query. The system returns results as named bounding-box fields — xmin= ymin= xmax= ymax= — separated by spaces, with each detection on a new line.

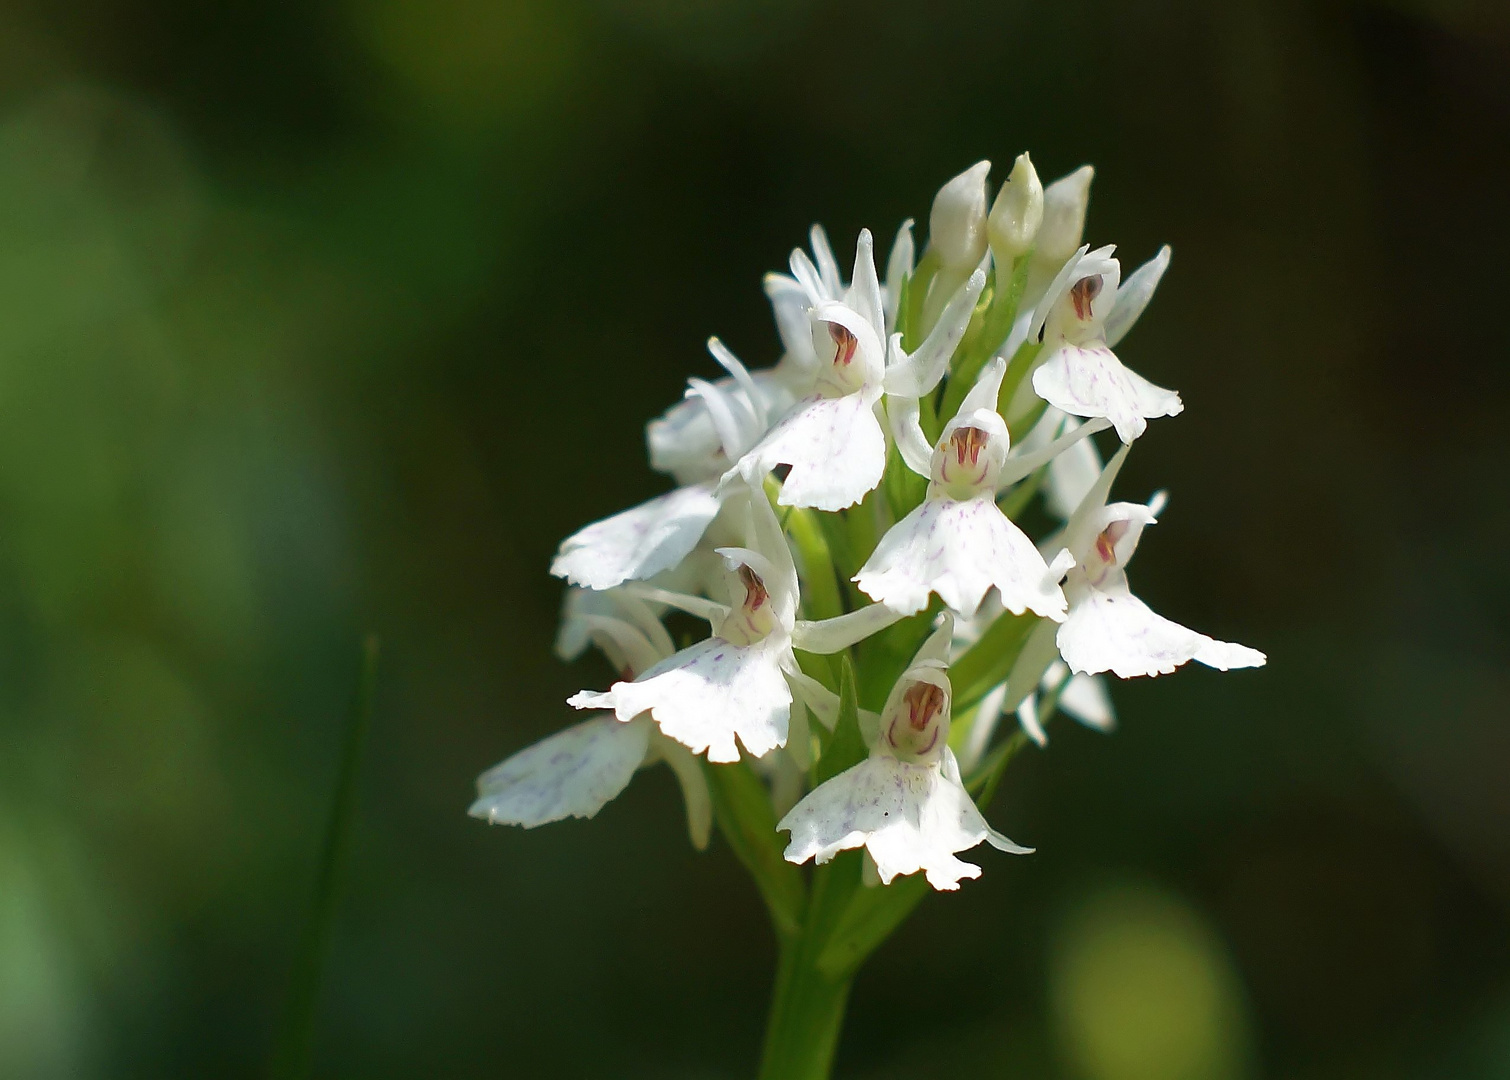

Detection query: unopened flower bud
xmin=1036 ymin=165 xmax=1094 ymax=267
xmin=928 ymin=160 xmax=991 ymax=272
xmin=988 ymin=152 xmax=1043 ymax=264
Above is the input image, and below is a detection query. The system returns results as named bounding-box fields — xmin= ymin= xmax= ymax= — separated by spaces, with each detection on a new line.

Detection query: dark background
xmin=1 ymin=0 xmax=1507 ymax=1076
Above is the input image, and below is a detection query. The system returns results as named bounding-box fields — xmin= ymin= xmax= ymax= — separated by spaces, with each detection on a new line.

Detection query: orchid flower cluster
xmin=470 ymin=156 xmax=1264 ymax=1071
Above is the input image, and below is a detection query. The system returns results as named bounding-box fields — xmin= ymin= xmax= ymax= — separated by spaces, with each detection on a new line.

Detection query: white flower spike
xmin=856 ymin=358 xmax=1070 ymax=620
xmin=779 ymin=617 xmax=1032 ymax=891
xmin=1054 ymin=445 xmax=1267 ymax=678
xmin=1031 ymin=244 xmax=1183 ymax=444
xmin=483 ymin=163 xmax=1269 ymax=1024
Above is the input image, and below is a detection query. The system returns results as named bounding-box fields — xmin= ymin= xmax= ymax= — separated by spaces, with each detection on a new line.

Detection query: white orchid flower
xmin=778 ymin=617 xmax=1032 ymax=891
xmin=728 ymin=227 xmax=985 ymax=511
xmin=551 ymin=339 xmax=770 ymax=592
xmin=648 ymin=274 xmax=822 ymax=487
xmin=470 ymin=598 xmax=712 ymax=849
xmin=1052 ymin=445 xmax=1267 ymax=678
xmin=569 ymin=485 xmax=901 ymax=762
xmin=854 ymin=357 xmax=1082 ymax=619
xmin=1029 ymin=244 xmax=1182 ymax=444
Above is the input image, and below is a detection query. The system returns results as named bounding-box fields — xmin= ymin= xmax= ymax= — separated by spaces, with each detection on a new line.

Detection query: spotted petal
xmin=572 ymin=636 xmax=793 ymax=763
xmin=778 ymin=749 xmax=1029 ymax=891
xmin=732 ymin=392 xmax=886 ymax=511
xmin=855 ymin=495 xmax=1067 ymax=619
xmin=1058 ymin=586 xmax=1266 ymax=678
xmin=551 ymin=483 xmax=725 ymax=591
xmin=469 ymin=715 xmax=651 ymax=827
xmin=1032 ymin=342 xmax=1182 ymax=444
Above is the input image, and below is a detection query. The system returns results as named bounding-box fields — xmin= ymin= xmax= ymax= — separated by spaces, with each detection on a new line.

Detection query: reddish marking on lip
xmin=738 ymin=564 xmax=768 ymax=611
xmin=903 ymin=681 xmax=946 ymax=731
xmin=949 ymin=426 xmax=987 ymax=467
xmin=1093 ymin=519 xmax=1130 ymax=566
xmin=828 ymin=322 xmax=858 ymax=366
xmin=1070 ymin=275 xmax=1102 ymax=321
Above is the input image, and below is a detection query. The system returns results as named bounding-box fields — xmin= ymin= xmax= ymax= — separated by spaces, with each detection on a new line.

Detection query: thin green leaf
xmin=270 ymin=635 xmax=380 ymax=1080
xmin=815 ymin=656 xmax=866 ymax=786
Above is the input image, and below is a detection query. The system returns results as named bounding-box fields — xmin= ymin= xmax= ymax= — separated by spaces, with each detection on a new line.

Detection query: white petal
xmin=886 ymin=391 xmax=934 ymax=478
xmin=785 ymin=667 xmax=840 ymax=730
xmin=809 ymin=224 xmax=844 ymax=299
xmin=1058 ymin=587 xmax=1211 ymax=678
xmin=1045 ymin=419 xmax=1104 ymax=521
xmin=1015 ymin=693 xmax=1048 ymax=747
xmin=469 ymin=715 xmax=651 ymax=827
xmin=791 ymin=602 xmax=904 ymax=654
xmin=1105 ymin=245 xmax=1171 ymax=348
xmin=591 ymin=637 xmax=793 ymax=762
xmin=649 ymin=371 xmax=793 ymax=487
xmin=1057 ymin=672 xmax=1116 ymax=731
xmin=765 ymin=274 xmax=820 ymax=376
xmin=778 ymin=752 xmax=1026 ymax=891
xmin=686 ymin=376 xmax=755 ymax=462
xmin=855 ymin=497 xmax=1067 ymax=619
xmin=995 ymin=415 xmax=1110 ymax=490
xmin=575 ymin=614 xmax=664 ymax=677
xmin=960 ymin=680 xmax=1009 ymax=769
xmin=733 ymin=393 xmax=887 ymax=511
xmin=1002 ymin=617 xmax=1062 ymax=715
xmin=1193 ymin=637 xmax=1267 ymax=671
xmin=883 ymin=218 xmax=915 ymax=332
xmin=846 ymin=228 xmax=885 ymax=342
xmin=652 ymin=736 xmax=713 ymax=850
xmin=1032 ymin=343 xmax=1183 ymax=445
xmin=552 ymin=484 xmax=724 ymax=591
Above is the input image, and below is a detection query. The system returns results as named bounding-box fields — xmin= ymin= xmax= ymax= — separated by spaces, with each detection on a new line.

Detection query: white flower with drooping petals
xmin=725 ymin=231 xmax=890 ymax=510
xmin=648 ymin=274 xmax=821 ymax=487
xmin=1053 ymin=445 xmax=1267 ymax=678
xmin=855 ymin=357 xmax=1071 ymax=620
xmin=1030 ymin=244 xmax=1182 ymax=444
xmin=570 ymin=485 xmax=902 ymax=762
xmin=551 ymin=339 xmax=770 ymax=592
xmin=728 ymin=226 xmax=985 ymax=511
xmin=778 ymin=617 xmax=1032 ymax=891
xmin=470 ymin=602 xmax=712 ymax=848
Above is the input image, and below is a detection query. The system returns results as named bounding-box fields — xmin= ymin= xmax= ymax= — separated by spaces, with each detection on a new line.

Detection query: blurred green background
xmin=1 ymin=0 xmax=1507 ymax=1076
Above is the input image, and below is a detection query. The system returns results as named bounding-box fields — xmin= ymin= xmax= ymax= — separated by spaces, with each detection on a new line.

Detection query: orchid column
xmin=469 ymin=157 xmax=1265 ymax=1079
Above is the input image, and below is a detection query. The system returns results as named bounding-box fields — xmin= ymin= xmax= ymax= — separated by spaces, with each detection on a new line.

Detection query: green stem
xmin=270 ymin=634 xmax=381 ymax=1080
xmin=757 ymin=857 xmax=862 ymax=1080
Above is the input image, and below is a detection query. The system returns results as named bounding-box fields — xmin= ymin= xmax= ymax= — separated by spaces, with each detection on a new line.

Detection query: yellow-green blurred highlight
xmin=1049 ymin=883 xmax=1255 ymax=1080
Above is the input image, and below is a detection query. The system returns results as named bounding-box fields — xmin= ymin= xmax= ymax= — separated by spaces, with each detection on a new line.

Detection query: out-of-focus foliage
xmin=0 ymin=0 xmax=1505 ymax=1076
